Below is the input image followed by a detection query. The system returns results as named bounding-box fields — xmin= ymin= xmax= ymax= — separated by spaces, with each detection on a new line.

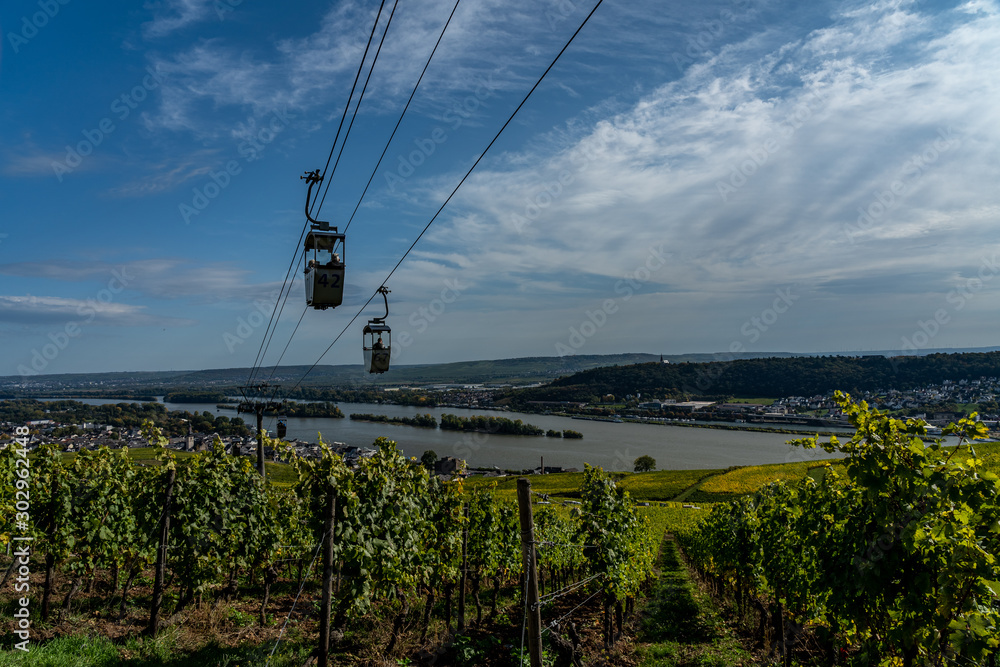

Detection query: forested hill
xmin=508 ymin=352 xmax=1000 ymax=402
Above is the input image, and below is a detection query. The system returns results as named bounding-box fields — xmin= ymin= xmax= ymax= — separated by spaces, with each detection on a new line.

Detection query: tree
xmin=978 ymin=399 xmax=999 ymax=413
xmin=421 ymin=449 xmax=439 ymax=471
xmin=633 ymin=455 xmax=656 ymax=472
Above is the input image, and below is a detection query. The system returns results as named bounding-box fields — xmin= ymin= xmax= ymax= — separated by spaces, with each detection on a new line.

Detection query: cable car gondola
xmin=363 ymin=286 xmax=391 ymax=374
xmin=301 ymin=170 xmax=345 ymax=310
xmin=276 ymin=415 xmax=287 ymax=439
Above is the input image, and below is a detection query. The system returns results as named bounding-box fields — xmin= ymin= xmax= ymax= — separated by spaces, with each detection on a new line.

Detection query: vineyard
xmin=0 ymin=423 xmax=656 ymax=665
xmin=680 ymin=393 xmax=1000 ymax=666
xmin=5 ymin=395 xmax=998 ymax=665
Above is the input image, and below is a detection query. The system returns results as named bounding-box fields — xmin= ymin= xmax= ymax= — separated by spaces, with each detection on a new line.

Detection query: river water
xmin=28 ymin=397 xmax=851 ymax=472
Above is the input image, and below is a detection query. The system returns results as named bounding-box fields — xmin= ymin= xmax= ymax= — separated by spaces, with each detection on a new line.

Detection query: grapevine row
xmin=680 ymin=392 xmax=1000 ymax=666
xmin=0 ymin=423 xmax=656 ymax=658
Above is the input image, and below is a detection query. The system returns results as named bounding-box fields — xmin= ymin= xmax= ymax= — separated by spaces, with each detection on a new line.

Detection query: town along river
xmin=51 ymin=398 xmax=847 ymax=472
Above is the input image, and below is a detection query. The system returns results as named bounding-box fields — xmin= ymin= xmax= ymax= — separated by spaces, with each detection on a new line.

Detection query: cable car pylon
xmin=237 ymin=382 xmax=283 ymax=477
xmin=363 ymin=286 xmax=391 ymax=374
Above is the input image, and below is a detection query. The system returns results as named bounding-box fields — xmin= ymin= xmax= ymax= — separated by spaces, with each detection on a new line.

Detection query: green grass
xmin=0 ymin=631 xmax=313 ymax=666
xmin=462 ymin=471 xmax=592 ymax=499
xmin=639 ymin=505 xmax=711 ymax=541
xmin=462 ymin=468 xmax=722 ymax=502
xmin=635 ymin=539 xmax=754 ymax=666
xmin=730 ymin=397 xmax=775 ymax=405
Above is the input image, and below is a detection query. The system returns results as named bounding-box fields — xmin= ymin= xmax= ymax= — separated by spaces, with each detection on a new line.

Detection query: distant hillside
xmin=508 ymin=352 xmax=1000 ymax=403
xmin=3 ymin=354 xmax=667 ymax=392
xmin=5 ymin=347 xmax=1000 ymax=395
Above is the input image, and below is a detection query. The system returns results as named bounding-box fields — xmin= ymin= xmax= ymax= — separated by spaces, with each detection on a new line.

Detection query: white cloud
xmin=0 ymin=259 xmax=283 ymax=303
xmin=2 ymin=150 xmax=65 ymax=177
xmin=140 ymin=0 xmax=649 ymax=138
xmin=143 ymin=0 xmax=218 ymax=38
xmin=372 ymin=0 xmax=1000 ymax=314
xmin=0 ymin=295 xmax=195 ymax=327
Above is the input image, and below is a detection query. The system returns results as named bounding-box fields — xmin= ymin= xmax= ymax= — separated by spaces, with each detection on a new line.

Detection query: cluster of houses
xmin=5 ymin=420 xmax=147 ymax=452
xmin=626 ymin=376 xmax=1000 ymax=429
xmin=858 ymin=377 xmax=999 ymax=415
xmin=0 ymin=420 xmax=479 ymax=478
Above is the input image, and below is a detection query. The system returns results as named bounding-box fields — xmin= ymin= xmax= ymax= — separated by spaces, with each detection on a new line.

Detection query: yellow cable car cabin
xmin=363 ymin=322 xmax=391 ymax=374
xmin=304 ymin=229 xmax=345 ymax=309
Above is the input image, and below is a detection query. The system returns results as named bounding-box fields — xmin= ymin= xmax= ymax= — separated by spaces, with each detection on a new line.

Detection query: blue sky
xmin=2 ymin=0 xmax=999 ymax=377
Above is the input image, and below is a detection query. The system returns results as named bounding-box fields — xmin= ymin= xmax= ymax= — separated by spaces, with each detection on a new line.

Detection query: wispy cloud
xmin=143 ymin=0 xmax=218 ymax=38
xmin=0 ymin=295 xmax=196 ymax=327
xmin=139 ymin=0 xmax=673 ymax=138
xmin=0 ymin=259 xmax=284 ymax=303
xmin=104 ymin=152 xmax=220 ymax=197
xmin=371 ymin=0 xmax=1000 ymax=312
xmin=3 ymin=150 xmax=63 ymax=177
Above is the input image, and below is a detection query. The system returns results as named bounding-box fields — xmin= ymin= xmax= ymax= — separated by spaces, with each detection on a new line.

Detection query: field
xmin=618 ymin=468 xmax=726 ymax=500
xmin=689 ymin=460 xmax=834 ymax=502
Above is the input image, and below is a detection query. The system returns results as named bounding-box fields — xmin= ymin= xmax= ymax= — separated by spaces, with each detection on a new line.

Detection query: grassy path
xmin=633 ymin=538 xmax=755 ymax=667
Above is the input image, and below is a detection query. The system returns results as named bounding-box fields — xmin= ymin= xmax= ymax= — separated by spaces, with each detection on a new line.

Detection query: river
xmin=27 ymin=397 xmax=851 ymax=471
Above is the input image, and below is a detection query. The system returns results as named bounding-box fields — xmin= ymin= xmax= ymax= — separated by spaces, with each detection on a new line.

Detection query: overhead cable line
xmin=309 ymin=0 xmax=387 ymax=218
xmin=314 ymin=0 xmax=401 ymax=218
xmin=254 ymin=0 xmax=397 ymax=384
xmin=246 ymin=249 xmax=305 ymax=387
xmin=267 ymin=306 xmax=309 ymax=380
xmin=285 ymin=0 xmax=607 ymax=394
xmin=343 ymin=0 xmax=463 ymax=233
xmin=254 ymin=0 xmax=459 ymax=388
xmin=245 ymin=1 xmax=388 ymax=388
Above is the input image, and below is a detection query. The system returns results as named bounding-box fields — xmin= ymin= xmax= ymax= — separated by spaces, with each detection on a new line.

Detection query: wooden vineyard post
xmin=256 ymin=407 xmax=265 ymax=477
xmin=148 ymin=466 xmax=176 ymax=636
xmin=318 ymin=484 xmax=337 ymax=666
xmin=516 ymin=478 xmax=543 ymax=667
xmin=458 ymin=502 xmax=468 ymax=632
